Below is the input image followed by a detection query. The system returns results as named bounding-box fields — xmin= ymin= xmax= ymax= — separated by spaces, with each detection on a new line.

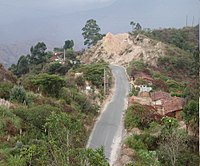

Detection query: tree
xmin=17 ymin=55 xmax=29 ymax=76
xmin=130 ymin=21 xmax=136 ymax=31
xmin=130 ymin=21 xmax=142 ymax=32
xmin=63 ymin=40 xmax=74 ymax=50
xmin=135 ymin=23 xmax=142 ymax=31
xmin=47 ymin=62 xmax=62 ymax=74
xmin=10 ymin=86 xmax=27 ymax=104
xmin=30 ymin=42 xmax=47 ymax=64
xmin=82 ymin=19 xmax=103 ymax=47
xmin=30 ymin=73 xmax=65 ymax=97
xmin=159 ymin=129 xmax=188 ymax=166
xmin=182 ymin=100 xmax=199 ymax=136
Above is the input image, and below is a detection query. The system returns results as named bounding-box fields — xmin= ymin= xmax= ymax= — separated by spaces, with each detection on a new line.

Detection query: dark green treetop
xmin=82 ymin=19 xmax=103 ymax=47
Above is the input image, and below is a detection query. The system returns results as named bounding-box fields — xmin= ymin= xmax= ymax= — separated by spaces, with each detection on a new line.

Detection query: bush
xmin=134 ymin=78 xmax=148 ymax=85
xmin=76 ymin=63 xmax=108 ymax=88
xmin=14 ymin=105 xmax=60 ymax=131
xmin=0 ymin=82 xmax=14 ymax=100
xmin=129 ymin=60 xmax=146 ymax=71
xmin=59 ymin=87 xmax=98 ymax=113
xmin=47 ymin=62 xmax=62 ymax=74
xmin=129 ymin=86 xmax=139 ymax=96
xmin=125 ymin=135 xmax=147 ymax=151
xmin=136 ymin=150 xmax=160 ymax=166
xmin=166 ymin=79 xmax=184 ymax=93
xmin=125 ymin=104 xmax=156 ymax=130
xmin=10 ymin=86 xmax=27 ymax=104
xmin=136 ymin=134 xmax=158 ymax=150
xmin=29 ymin=73 xmax=65 ymax=97
xmin=0 ymin=106 xmax=21 ymax=136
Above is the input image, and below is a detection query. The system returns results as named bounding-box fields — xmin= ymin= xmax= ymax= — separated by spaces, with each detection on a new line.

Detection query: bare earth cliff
xmin=82 ymin=32 xmax=167 ymax=66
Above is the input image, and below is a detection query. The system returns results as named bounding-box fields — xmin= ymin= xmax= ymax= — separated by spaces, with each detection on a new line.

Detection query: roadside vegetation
xmin=0 ymin=21 xmax=111 ymax=165
xmin=125 ymin=25 xmax=199 ymax=165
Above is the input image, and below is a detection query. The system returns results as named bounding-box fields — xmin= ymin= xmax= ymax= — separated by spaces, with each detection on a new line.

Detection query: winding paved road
xmin=87 ymin=65 xmax=130 ymax=163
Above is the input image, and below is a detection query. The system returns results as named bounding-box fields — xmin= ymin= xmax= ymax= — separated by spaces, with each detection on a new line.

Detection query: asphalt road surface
xmin=87 ymin=65 xmax=130 ymax=162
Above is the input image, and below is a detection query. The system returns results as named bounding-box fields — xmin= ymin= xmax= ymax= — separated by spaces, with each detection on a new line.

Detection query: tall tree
xmin=130 ymin=21 xmax=142 ymax=32
xmin=17 ymin=55 xmax=29 ymax=76
xmin=82 ymin=19 xmax=103 ymax=47
xmin=135 ymin=23 xmax=142 ymax=31
xmin=130 ymin=21 xmax=136 ymax=31
xmin=30 ymin=42 xmax=47 ymax=64
xmin=63 ymin=40 xmax=74 ymax=50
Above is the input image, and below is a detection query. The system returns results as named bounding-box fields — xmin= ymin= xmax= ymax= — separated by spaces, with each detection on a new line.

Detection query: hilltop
xmin=82 ymin=32 xmax=166 ymax=66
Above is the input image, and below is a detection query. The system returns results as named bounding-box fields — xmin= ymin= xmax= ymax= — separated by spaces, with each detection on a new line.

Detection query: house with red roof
xmin=150 ymin=91 xmax=185 ymax=119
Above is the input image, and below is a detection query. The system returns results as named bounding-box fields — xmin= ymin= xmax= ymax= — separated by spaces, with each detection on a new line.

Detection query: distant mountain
xmin=0 ymin=40 xmax=59 ymax=68
xmin=0 ymin=0 xmax=199 ymax=66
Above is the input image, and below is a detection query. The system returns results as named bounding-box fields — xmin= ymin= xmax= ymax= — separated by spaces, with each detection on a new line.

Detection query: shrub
xmin=59 ymin=87 xmax=98 ymax=113
xmin=136 ymin=150 xmax=160 ymax=166
xmin=47 ymin=62 xmax=62 ymax=74
xmin=129 ymin=86 xmax=139 ymax=96
xmin=166 ymin=79 xmax=184 ymax=93
xmin=10 ymin=86 xmax=26 ymax=104
xmin=136 ymin=134 xmax=158 ymax=150
xmin=129 ymin=60 xmax=146 ymax=71
xmin=125 ymin=104 xmax=156 ymax=130
xmin=76 ymin=63 xmax=108 ymax=88
xmin=6 ymin=155 xmax=26 ymax=166
xmin=134 ymin=78 xmax=148 ymax=85
xmin=14 ymin=105 xmax=60 ymax=131
xmin=0 ymin=106 xmax=21 ymax=135
xmin=0 ymin=82 xmax=14 ymax=100
xmin=125 ymin=135 xmax=147 ymax=151
xmin=30 ymin=73 xmax=65 ymax=97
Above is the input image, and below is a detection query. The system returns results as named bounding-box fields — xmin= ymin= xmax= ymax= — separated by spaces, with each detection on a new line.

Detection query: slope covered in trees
xmin=0 ymin=40 xmax=111 ymax=165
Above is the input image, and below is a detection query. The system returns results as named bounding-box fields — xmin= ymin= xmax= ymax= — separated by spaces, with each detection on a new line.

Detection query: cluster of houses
xmin=129 ymin=72 xmax=185 ymax=120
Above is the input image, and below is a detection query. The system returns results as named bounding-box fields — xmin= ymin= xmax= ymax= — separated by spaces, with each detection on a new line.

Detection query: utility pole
xmin=64 ymin=49 xmax=66 ymax=63
xmin=198 ymin=18 xmax=200 ymax=156
xmin=192 ymin=16 xmax=195 ymax=27
xmin=186 ymin=15 xmax=188 ymax=27
xmin=104 ymin=68 xmax=106 ymax=96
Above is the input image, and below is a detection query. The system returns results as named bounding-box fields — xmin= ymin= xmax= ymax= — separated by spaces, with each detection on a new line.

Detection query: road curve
xmin=87 ymin=65 xmax=130 ymax=163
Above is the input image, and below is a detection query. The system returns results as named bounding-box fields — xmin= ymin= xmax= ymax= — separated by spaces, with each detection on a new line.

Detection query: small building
xmin=150 ymin=91 xmax=185 ymax=119
xmin=162 ymin=97 xmax=185 ymax=120
xmin=139 ymin=85 xmax=152 ymax=97
xmin=150 ymin=91 xmax=171 ymax=108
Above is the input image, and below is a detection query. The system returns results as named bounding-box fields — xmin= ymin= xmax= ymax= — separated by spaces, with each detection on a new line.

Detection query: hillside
xmin=144 ymin=25 xmax=199 ymax=52
xmin=0 ymin=23 xmax=198 ymax=165
xmin=82 ymin=31 xmax=193 ymax=72
xmin=82 ymin=32 xmax=165 ymax=66
xmin=0 ymin=64 xmax=16 ymax=83
xmin=0 ymin=40 xmax=58 ymax=68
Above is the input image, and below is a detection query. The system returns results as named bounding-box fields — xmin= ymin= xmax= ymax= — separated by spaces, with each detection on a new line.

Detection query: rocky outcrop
xmin=0 ymin=98 xmax=14 ymax=108
xmin=82 ymin=32 xmax=167 ymax=66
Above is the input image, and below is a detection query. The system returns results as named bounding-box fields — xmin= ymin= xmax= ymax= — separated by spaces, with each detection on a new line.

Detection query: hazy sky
xmin=0 ymin=0 xmax=199 ymax=47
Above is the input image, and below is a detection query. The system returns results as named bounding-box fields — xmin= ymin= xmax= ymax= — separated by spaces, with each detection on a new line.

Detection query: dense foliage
xmin=82 ymin=19 xmax=104 ymax=47
xmin=0 ymin=43 xmax=111 ymax=165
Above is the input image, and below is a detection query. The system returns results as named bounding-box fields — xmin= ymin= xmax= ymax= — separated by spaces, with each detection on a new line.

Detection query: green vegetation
xmin=10 ymin=86 xmax=27 ymax=104
xmin=76 ymin=62 xmax=109 ymax=89
xmin=0 ymin=82 xmax=14 ymax=100
xmin=124 ymin=106 xmax=199 ymax=165
xmin=143 ymin=25 xmax=198 ymax=52
xmin=130 ymin=21 xmax=142 ymax=32
xmin=0 ymin=40 xmax=111 ymax=165
xmin=82 ymin=19 xmax=104 ymax=47
xmin=125 ymin=103 xmax=156 ymax=130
